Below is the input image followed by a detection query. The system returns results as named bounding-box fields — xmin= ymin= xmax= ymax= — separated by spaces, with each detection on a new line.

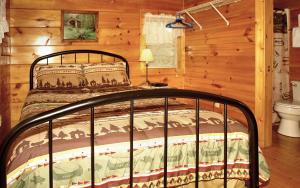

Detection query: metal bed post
xmin=129 ymin=100 xmax=134 ymax=188
xmin=163 ymin=97 xmax=169 ymax=187
xmin=48 ymin=120 xmax=53 ymax=188
xmin=90 ymin=107 xmax=95 ymax=187
xmin=223 ymin=104 xmax=228 ymax=187
xmin=195 ymin=98 xmax=200 ymax=188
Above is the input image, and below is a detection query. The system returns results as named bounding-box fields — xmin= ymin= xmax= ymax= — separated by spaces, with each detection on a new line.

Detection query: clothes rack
xmin=177 ymin=0 xmax=241 ymax=29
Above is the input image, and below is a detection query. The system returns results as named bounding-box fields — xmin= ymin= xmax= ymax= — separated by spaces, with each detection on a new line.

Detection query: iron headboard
xmin=29 ymin=50 xmax=130 ymax=90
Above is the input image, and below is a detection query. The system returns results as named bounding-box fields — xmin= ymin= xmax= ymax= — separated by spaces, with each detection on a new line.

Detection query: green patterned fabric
xmin=8 ymin=110 xmax=270 ymax=188
xmin=7 ymin=87 xmax=270 ymax=187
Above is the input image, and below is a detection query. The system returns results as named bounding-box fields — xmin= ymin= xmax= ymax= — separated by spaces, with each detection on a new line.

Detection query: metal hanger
xmin=166 ymin=14 xmax=193 ymax=29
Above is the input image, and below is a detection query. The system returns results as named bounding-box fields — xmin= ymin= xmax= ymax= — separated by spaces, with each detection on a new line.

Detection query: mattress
xmin=6 ymin=86 xmax=270 ymax=187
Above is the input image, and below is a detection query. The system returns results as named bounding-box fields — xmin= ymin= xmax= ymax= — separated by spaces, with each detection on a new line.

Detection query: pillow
xmin=83 ymin=62 xmax=130 ymax=88
xmin=35 ymin=64 xmax=86 ymax=89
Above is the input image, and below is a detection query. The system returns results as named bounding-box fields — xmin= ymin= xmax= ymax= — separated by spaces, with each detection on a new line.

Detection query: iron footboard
xmin=0 ymin=88 xmax=259 ymax=188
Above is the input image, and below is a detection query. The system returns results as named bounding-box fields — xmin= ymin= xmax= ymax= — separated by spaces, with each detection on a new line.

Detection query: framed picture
xmin=62 ymin=11 xmax=98 ymax=41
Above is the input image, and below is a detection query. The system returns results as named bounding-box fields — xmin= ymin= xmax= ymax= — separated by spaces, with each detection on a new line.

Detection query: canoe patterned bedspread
xmin=7 ymin=86 xmax=270 ymax=188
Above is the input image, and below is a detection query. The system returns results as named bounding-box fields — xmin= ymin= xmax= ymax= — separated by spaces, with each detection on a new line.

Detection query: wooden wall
xmin=183 ymin=0 xmax=255 ymax=112
xmin=274 ymin=0 xmax=300 ymax=10
xmin=6 ymin=0 xmax=185 ymax=127
xmin=0 ymin=34 xmax=10 ymax=143
xmin=290 ymin=9 xmax=300 ymax=82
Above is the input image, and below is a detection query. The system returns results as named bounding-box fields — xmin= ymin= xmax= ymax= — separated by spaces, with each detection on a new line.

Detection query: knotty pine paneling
xmin=10 ymin=9 xmax=61 ymax=28
xmin=290 ymin=8 xmax=300 ymax=82
xmin=10 ymin=0 xmax=182 ymax=11
xmin=0 ymin=33 xmax=11 ymax=144
xmin=274 ymin=0 xmax=300 ymax=10
xmin=10 ymin=45 xmax=140 ymax=64
xmin=0 ymin=65 xmax=11 ymax=143
xmin=184 ymin=0 xmax=255 ymax=115
xmin=7 ymin=0 xmax=185 ymax=127
xmin=0 ymin=64 xmax=8 ymax=145
xmin=10 ymin=28 xmax=141 ymax=46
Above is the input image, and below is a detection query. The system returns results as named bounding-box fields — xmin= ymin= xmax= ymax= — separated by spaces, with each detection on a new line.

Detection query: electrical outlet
xmin=214 ymin=102 xmax=220 ymax=108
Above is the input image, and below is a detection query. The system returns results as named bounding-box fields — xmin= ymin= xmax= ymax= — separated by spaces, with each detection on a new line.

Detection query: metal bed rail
xmin=0 ymin=89 xmax=259 ymax=188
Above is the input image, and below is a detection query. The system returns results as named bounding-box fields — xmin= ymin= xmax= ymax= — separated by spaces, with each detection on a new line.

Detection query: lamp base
xmin=139 ymin=80 xmax=151 ymax=86
xmin=143 ymin=62 xmax=150 ymax=86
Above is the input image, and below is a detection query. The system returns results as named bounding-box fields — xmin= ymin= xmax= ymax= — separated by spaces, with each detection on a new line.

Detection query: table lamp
xmin=140 ymin=48 xmax=154 ymax=85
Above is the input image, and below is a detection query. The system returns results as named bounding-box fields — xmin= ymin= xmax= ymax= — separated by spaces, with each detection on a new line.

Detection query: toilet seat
xmin=275 ymin=101 xmax=300 ymax=115
xmin=276 ymin=101 xmax=300 ymax=109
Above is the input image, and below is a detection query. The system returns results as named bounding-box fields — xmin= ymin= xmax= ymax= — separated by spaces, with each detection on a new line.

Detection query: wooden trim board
xmin=255 ymin=0 xmax=273 ymax=147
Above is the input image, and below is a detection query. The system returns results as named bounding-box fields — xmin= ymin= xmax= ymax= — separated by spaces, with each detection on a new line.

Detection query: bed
xmin=0 ymin=50 xmax=270 ymax=188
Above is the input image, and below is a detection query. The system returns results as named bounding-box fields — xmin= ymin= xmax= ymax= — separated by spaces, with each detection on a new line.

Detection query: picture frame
xmin=62 ymin=10 xmax=98 ymax=42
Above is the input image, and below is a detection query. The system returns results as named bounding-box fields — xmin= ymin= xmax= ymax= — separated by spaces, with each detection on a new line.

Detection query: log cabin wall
xmin=0 ymin=47 xmax=4 ymax=138
xmin=0 ymin=34 xmax=10 ymax=144
xmin=290 ymin=9 xmax=300 ymax=82
xmin=6 ymin=0 xmax=185 ymax=127
xmin=0 ymin=52 xmax=3 ymax=144
xmin=183 ymin=0 xmax=255 ymax=112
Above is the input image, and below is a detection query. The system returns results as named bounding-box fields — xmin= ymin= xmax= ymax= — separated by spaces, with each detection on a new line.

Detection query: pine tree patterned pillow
xmin=83 ymin=62 xmax=130 ymax=88
xmin=35 ymin=64 xmax=86 ymax=89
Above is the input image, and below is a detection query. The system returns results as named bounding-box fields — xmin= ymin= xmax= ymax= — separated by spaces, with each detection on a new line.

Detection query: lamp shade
xmin=140 ymin=48 xmax=154 ymax=62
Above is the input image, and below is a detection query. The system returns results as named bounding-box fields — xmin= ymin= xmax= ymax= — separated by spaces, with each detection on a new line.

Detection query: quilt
xmin=6 ymin=86 xmax=270 ymax=188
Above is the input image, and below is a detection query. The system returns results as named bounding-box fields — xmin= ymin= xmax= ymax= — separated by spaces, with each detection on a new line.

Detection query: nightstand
xmin=138 ymin=82 xmax=169 ymax=89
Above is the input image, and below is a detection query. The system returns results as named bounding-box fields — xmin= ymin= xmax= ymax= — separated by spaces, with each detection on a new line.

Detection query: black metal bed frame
xmin=0 ymin=50 xmax=259 ymax=188
xmin=29 ymin=49 xmax=130 ymax=90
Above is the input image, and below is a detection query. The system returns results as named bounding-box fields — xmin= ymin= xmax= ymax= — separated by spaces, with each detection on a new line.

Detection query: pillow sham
xmin=35 ymin=64 xmax=86 ymax=89
xmin=83 ymin=62 xmax=130 ymax=88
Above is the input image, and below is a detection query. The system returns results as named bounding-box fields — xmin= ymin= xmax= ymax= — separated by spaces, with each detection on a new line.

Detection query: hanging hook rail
xmin=177 ymin=0 xmax=241 ymax=29
xmin=209 ymin=2 xmax=230 ymax=26
xmin=184 ymin=10 xmax=203 ymax=30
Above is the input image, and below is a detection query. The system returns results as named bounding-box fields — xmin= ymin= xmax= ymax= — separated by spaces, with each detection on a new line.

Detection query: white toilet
xmin=275 ymin=80 xmax=300 ymax=137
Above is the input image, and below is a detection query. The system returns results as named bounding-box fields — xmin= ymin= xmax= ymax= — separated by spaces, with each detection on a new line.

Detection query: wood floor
xmin=262 ymin=126 xmax=300 ymax=188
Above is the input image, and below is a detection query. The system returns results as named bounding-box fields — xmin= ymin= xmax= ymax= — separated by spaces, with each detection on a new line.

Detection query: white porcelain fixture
xmin=274 ymin=81 xmax=300 ymax=137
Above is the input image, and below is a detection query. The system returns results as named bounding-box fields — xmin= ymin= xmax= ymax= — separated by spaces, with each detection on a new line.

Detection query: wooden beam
xmin=255 ymin=0 xmax=273 ymax=147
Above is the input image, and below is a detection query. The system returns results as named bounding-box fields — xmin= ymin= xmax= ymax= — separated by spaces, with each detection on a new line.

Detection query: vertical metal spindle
xmin=60 ymin=54 xmax=63 ymax=65
xmin=75 ymin=53 xmax=77 ymax=63
xmin=47 ymin=58 xmax=49 ymax=65
xmin=48 ymin=120 xmax=53 ymax=188
xmin=249 ymin=121 xmax=259 ymax=188
xmin=164 ymin=97 xmax=168 ymax=188
xmin=101 ymin=55 xmax=103 ymax=63
xmin=223 ymin=104 xmax=228 ymax=188
xmin=90 ymin=107 xmax=95 ymax=187
xmin=195 ymin=98 xmax=200 ymax=188
xmin=129 ymin=100 xmax=134 ymax=188
xmin=88 ymin=53 xmax=90 ymax=63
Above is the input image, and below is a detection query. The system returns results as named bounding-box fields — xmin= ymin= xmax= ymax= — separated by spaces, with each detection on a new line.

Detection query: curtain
xmin=143 ymin=13 xmax=182 ymax=68
xmin=273 ymin=9 xmax=290 ymax=123
xmin=0 ymin=0 xmax=9 ymax=44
